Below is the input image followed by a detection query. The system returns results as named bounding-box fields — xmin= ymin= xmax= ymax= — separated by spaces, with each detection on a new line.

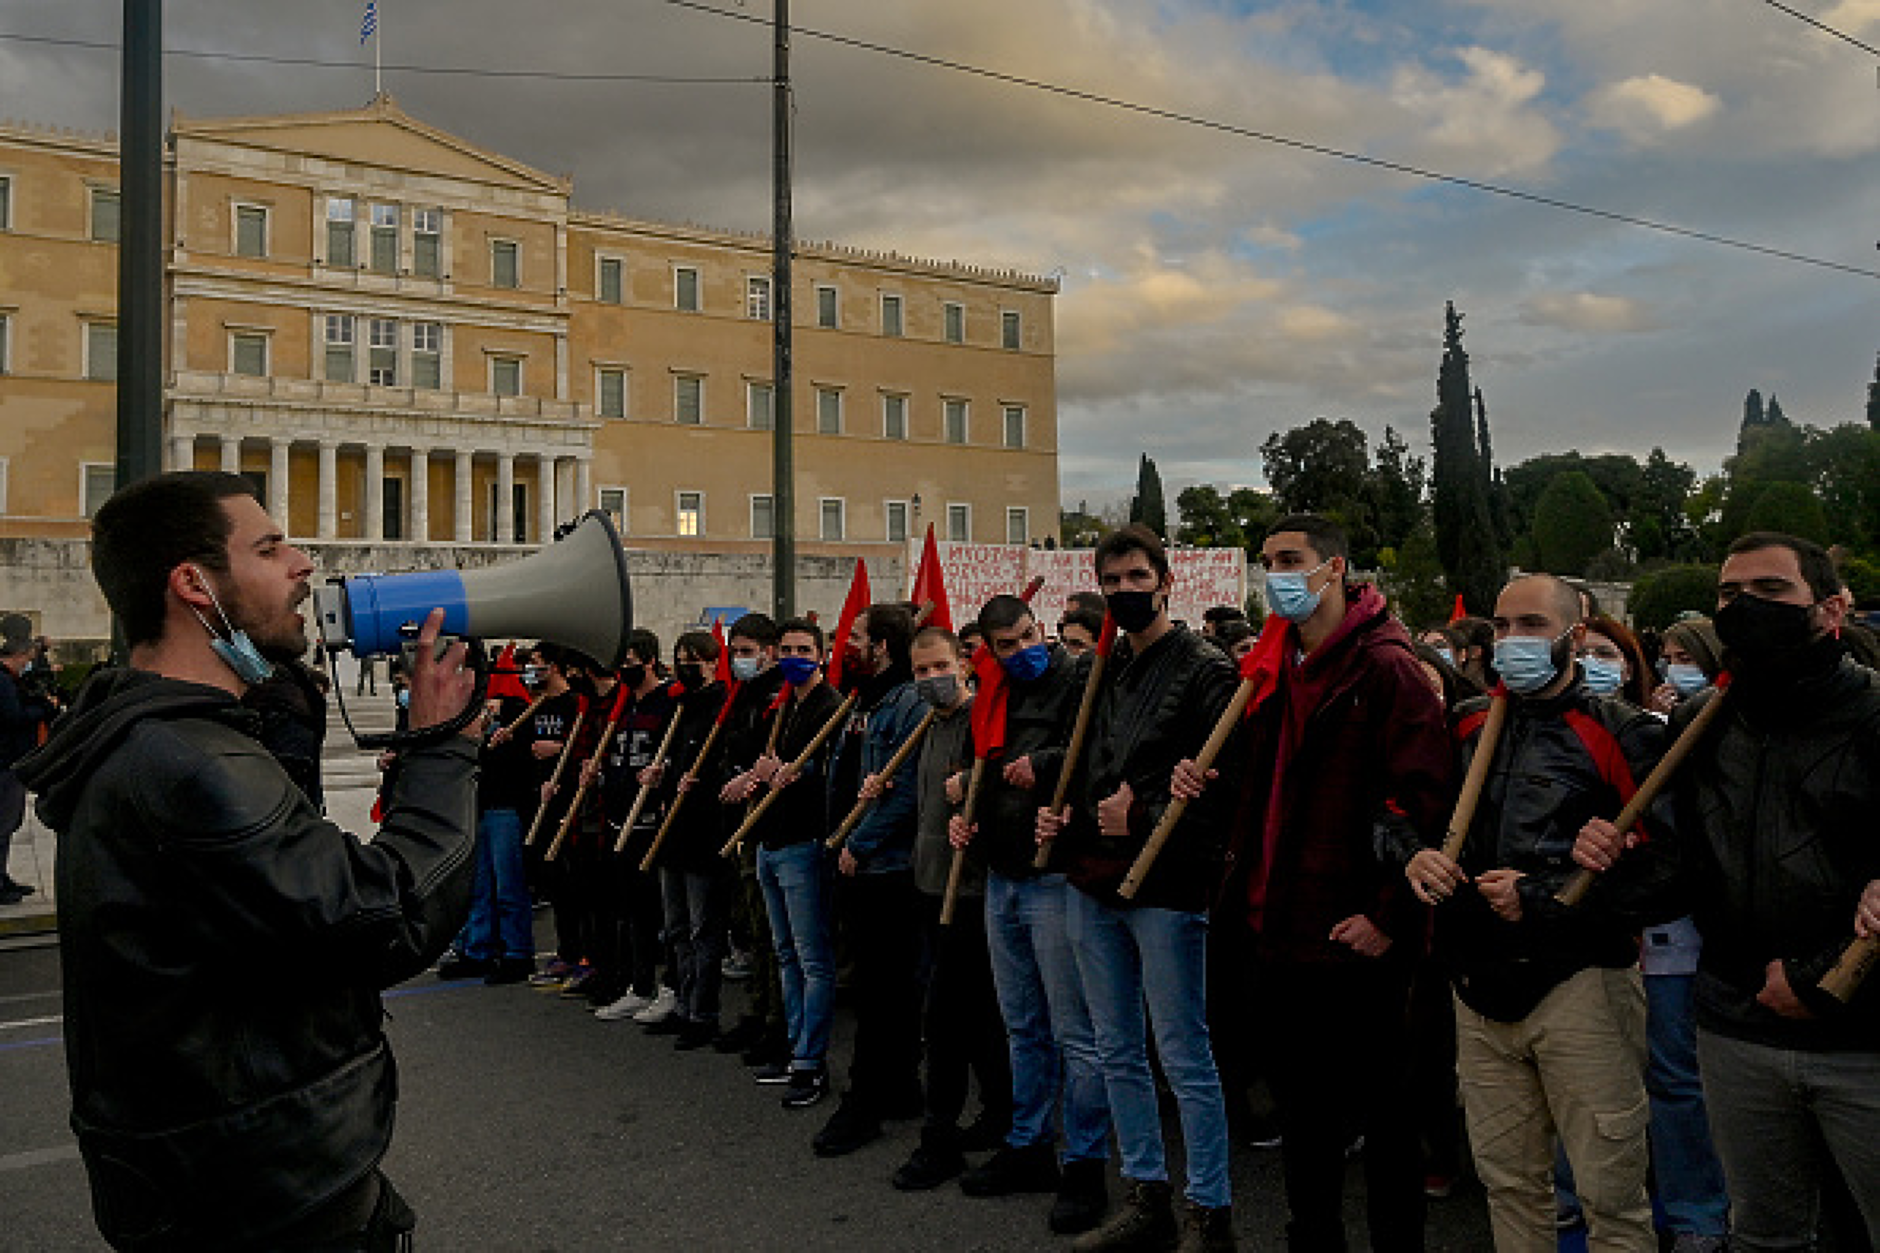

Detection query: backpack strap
xmin=1561 ymin=707 xmax=1646 ymax=839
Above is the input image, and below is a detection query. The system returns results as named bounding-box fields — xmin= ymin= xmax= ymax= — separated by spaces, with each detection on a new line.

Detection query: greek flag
xmin=359 ymin=1 xmax=377 ymax=45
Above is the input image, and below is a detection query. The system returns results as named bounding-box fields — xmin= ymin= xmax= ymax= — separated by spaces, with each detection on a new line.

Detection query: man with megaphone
xmin=16 ymin=470 xmax=483 ymax=1251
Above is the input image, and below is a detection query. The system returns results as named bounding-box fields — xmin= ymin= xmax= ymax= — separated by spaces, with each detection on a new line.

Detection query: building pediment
xmin=172 ymin=96 xmax=571 ymax=196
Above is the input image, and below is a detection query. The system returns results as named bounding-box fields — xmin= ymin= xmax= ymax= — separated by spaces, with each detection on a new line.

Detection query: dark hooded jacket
xmin=15 ymin=667 xmax=477 ymax=1250
xmin=977 ymin=645 xmax=1089 ymax=880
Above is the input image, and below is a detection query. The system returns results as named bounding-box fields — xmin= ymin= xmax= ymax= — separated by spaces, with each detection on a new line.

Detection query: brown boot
xmin=1071 ymin=1178 xmax=1176 ymax=1252
xmin=1174 ymin=1200 xmax=1236 ymax=1253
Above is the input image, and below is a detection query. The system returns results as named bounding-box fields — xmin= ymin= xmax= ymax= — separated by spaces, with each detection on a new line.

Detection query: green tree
xmin=1261 ymin=419 xmax=1369 ymax=516
xmin=1381 ymin=517 xmax=1453 ymax=629
xmin=1530 ymin=470 xmax=1615 ymax=575
xmin=1365 ymin=425 xmax=1427 ymax=557
xmin=1635 ymin=447 xmax=1698 ymax=561
xmin=1867 ymin=353 xmax=1880 ymax=433
xmin=1428 ymin=302 xmax=1505 ymax=615
xmin=1743 ymin=480 xmax=1830 ymax=544
xmin=1175 ymin=485 xmax=1245 ymax=549
xmin=1129 ymin=454 xmax=1167 ymax=538
xmin=1629 ymin=564 xmax=1721 ymax=630
xmin=1059 ymin=500 xmax=1108 ymax=548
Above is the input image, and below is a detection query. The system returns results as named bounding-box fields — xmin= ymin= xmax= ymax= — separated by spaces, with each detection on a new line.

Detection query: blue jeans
xmin=1067 ymin=888 xmax=1231 ymax=1208
xmin=756 ymin=841 xmax=836 ymax=1071
xmin=1645 ymin=974 xmax=1728 ymax=1236
xmin=984 ymin=871 xmax=1110 ymax=1163
xmin=459 ymin=807 xmax=533 ymax=962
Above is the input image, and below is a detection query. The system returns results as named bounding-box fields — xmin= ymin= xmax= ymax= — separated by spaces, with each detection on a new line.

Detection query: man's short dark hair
xmin=728 ymin=612 xmax=778 ymax=647
xmin=93 ymin=471 xmax=259 ymax=648
xmin=777 ymin=616 xmax=824 ymax=653
xmin=1727 ymin=531 xmax=1843 ymax=602
xmin=624 ymin=628 xmax=662 ymax=667
xmin=1264 ymin=514 xmax=1349 ymax=564
xmin=1067 ymin=590 xmax=1106 ymax=616
xmin=1201 ymin=605 xmax=1247 ymax=628
xmin=1094 ymin=523 xmax=1169 ymax=580
xmin=674 ymin=629 xmax=719 ymax=663
xmin=979 ymin=594 xmax=1035 ymax=635
xmin=863 ymin=603 xmax=913 ymax=668
xmin=958 ymin=622 xmax=985 ymax=645
xmin=1061 ymin=607 xmax=1104 ymax=640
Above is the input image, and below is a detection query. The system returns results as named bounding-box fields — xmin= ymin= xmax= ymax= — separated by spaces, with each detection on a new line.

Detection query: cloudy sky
xmin=4 ymin=0 xmax=1876 ymax=507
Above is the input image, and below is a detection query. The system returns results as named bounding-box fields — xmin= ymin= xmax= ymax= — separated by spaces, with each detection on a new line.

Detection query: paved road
xmin=1 ymin=925 xmax=1501 ymax=1251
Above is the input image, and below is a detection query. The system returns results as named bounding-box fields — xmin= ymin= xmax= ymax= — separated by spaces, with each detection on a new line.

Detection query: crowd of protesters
xmin=403 ymin=519 xmax=1877 ymax=1253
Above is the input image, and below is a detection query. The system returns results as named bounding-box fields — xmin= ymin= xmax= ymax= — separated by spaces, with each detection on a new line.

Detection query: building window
xmin=819 ymin=498 xmax=845 ymax=541
xmin=1002 ymin=310 xmax=1022 ymax=350
xmin=880 ymin=293 xmax=903 ymax=337
xmin=751 ymin=494 xmax=774 ymax=540
xmin=885 ymin=499 xmax=909 ymax=544
xmin=747 ymin=276 xmax=771 ymax=321
xmin=231 ymin=331 xmax=268 ymax=377
xmin=598 ymin=257 xmax=624 ymax=304
xmin=676 ymin=491 xmax=703 ymax=537
xmin=816 ymin=285 xmax=838 ymax=329
xmin=86 ymin=322 xmax=118 ymax=382
xmin=0 ymin=458 xmax=8 ymax=514
xmin=748 ymin=381 xmax=773 ymax=431
xmin=491 ymin=356 xmax=522 ymax=397
xmin=1006 ymin=507 xmax=1030 ymax=545
xmin=0 ymin=314 xmax=9 ymax=375
xmin=947 ymin=503 xmax=971 ymax=543
xmin=599 ymin=487 xmax=628 ymax=535
xmin=491 ymin=239 xmax=519 ymax=289
xmin=675 ymin=266 xmax=700 ymax=312
xmin=368 ymin=318 xmax=397 ymax=385
xmin=323 ymin=314 xmax=354 ymax=382
xmin=412 ymin=322 xmax=441 ymax=389
xmin=90 ymin=188 xmax=121 ymax=243
xmin=412 ymin=208 xmax=442 ymax=278
xmin=369 ymin=204 xmax=398 ymax=273
xmin=598 ymin=368 xmax=627 ymax=419
xmin=816 ymin=387 xmax=842 ymax=436
xmin=325 ymin=198 xmax=355 ymax=267
xmin=675 ymin=375 xmax=703 ymax=425
xmin=944 ymin=399 xmax=968 ymax=445
xmin=82 ymin=463 xmax=116 ymax=518
xmin=235 ymin=204 xmax=268 ymax=258
xmin=0 ymin=175 xmax=11 ymax=230
xmin=943 ymin=302 xmax=965 ymax=344
xmin=882 ymin=394 xmax=908 ymax=441
xmin=1003 ymin=405 xmax=1026 ymax=449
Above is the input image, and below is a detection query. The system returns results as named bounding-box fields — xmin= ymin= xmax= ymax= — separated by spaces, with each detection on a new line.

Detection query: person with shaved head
xmin=1396 ymin=572 xmax=1682 ymax=1253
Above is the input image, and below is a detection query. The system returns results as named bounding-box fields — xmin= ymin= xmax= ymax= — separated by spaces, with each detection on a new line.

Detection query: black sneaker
xmin=1050 ymin=1158 xmax=1110 ymax=1236
xmin=958 ymin=1112 xmax=1010 ymax=1154
xmin=751 ymin=1060 xmax=794 ymax=1085
xmin=813 ymin=1096 xmax=881 ymax=1157
xmin=893 ymin=1128 xmax=966 ymax=1191
xmin=674 ymin=1020 xmax=719 ymax=1051
xmin=781 ymin=1066 xmax=829 ymax=1110
xmin=485 ymin=957 xmax=534 ymax=985
xmin=437 ymin=953 xmax=493 ymax=981
xmin=961 ymin=1141 xmax=1060 ymax=1197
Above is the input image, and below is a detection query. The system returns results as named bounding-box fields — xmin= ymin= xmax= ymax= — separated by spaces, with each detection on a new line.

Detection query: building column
xmin=574 ymin=457 xmax=592 ymax=520
xmin=496 ymin=453 xmax=515 ymax=543
xmin=364 ymin=444 xmax=385 ymax=542
xmin=169 ymin=432 xmax=195 ymax=472
xmin=219 ymin=436 xmax=240 ymax=473
xmin=538 ymin=455 xmax=558 ymax=541
xmin=454 ymin=449 xmax=474 ymax=543
xmin=317 ymin=439 xmax=339 ymax=539
xmin=409 ymin=447 xmax=430 ymax=544
xmin=269 ymin=439 xmax=290 ymax=530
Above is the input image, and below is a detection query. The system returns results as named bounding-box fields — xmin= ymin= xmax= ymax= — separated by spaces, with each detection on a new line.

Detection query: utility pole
xmin=770 ymin=0 xmax=796 ymax=620
xmin=117 ymin=0 xmax=164 ymax=491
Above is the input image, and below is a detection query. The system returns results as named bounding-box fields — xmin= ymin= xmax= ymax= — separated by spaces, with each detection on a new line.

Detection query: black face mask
xmin=621 ymin=664 xmax=648 ymax=689
xmin=567 ymin=672 xmax=598 ymax=698
xmin=675 ymin=664 xmax=708 ymax=691
xmin=1105 ymin=590 xmax=1161 ymax=635
xmin=1714 ymin=593 xmax=1815 ymax=670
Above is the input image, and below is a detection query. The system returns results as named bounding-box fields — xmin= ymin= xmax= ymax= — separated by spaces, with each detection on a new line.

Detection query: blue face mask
xmin=1001 ymin=642 xmax=1051 ymax=683
xmin=1664 ymin=663 xmax=1709 ymax=697
xmin=1264 ymin=558 xmax=1332 ymax=624
xmin=1494 ymin=630 xmax=1569 ymax=695
xmin=730 ymin=656 xmax=762 ymax=683
xmin=1433 ymin=646 xmax=1456 ymax=669
xmin=188 ymin=565 xmax=277 ymax=686
xmin=778 ymin=655 xmax=820 ymax=686
xmin=1579 ymin=654 xmax=1625 ymax=696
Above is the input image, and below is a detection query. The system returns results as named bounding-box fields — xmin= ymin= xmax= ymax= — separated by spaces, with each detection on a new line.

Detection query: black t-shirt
xmin=478 ymin=694 xmax=539 ymax=812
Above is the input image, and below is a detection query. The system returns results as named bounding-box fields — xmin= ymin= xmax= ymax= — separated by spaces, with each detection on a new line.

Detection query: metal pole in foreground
xmin=770 ymin=0 xmax=796 ymax=620
xmin=117 ymin=0 xmax=164 ymax=491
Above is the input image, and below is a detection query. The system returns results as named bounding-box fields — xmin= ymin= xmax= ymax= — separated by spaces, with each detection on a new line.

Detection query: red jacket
xmin=1232 ymin=585 xmax=1454 ymax=964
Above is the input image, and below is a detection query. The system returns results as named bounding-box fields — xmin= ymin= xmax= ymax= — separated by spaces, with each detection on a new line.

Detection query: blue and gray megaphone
xmin=312 ymin=510 xmax=632 ymax=748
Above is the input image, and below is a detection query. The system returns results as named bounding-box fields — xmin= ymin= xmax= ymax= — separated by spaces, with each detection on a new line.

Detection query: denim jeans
xmin=661 ymin=865 xmax=732 ymax=1025
xmin=1696 ymin=1029 xmax=1880 ymax=1252
xmin=459 ymin=807 xmax=533 ymax=962
xmin=1067 ymin=887 xmax=1231 ymax=1208
xmin=984 ymin=871 xmax=1109 ymax=1164
xmin=1644 ymin=974 xmax=1728 ymax=1237
xmin=756 ymin=841 xmax=836 ymax=1070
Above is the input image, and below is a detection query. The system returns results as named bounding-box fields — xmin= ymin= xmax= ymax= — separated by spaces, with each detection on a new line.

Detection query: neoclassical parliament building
xmin=0 ymin=94 xmax=1059 ymax=632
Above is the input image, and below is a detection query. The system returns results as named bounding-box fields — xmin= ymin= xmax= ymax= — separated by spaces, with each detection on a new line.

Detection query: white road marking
xmin=0 ymin=1144 xmax=81 ymax=1172
xmin=0 ymin=1014 xmax=63 ymax=1031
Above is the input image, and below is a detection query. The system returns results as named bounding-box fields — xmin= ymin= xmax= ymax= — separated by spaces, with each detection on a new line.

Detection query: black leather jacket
xmin=978 ymin=645 xmax=1089 ymax=880
xmin=16 ymin=667 xmax=477 ymax=1249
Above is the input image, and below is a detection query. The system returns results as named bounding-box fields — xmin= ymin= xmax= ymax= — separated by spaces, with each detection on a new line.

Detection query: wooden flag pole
xmin=1821 ymin=935 xmax=1879 ymax=1003
xmin=546 ymin=697 xmax=629 ymax=863
xmin=1033 ymin=648 xmax=1108 ymax=871
xmin=827 ymin=707 xmax=937 ymax=850
xmin=721 ymin=690 xmax=859 ymax=857
xmin=499 ymin=692 xmax=548 ymax=740
xmin=938 ymin=757 xmax=990 ymax=925
xmin=1438 ymin=694 xmax=1509 ymax=863
xmin=523 ymin=707 xmax=586 ymax=847
xmin=618 ymin=711 xmax=684 ymax=857
xmin=648 ymin=719 xmax=726 ymax=864
xmin=1117 ymin=675 xmax=1258 ymax=899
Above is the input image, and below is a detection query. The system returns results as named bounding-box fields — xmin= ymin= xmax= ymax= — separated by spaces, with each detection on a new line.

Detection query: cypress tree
xmin=1428 ymin=303 xmax=1505 ymax=615
xmin=1129 ymin=454 xmax=1167 ymax=539
xmin=1867 ymin=353 xmax=1880 ymax=432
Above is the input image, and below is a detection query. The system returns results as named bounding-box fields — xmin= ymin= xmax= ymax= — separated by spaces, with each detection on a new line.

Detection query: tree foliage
xmin=1867 ymin=353 xmax=1880 ymax=433
xmin=1129 ymin=454 xmax=1167 ymax=538
xmin=1175 ymin=484 xmax=1277 ymax=553
xmin=1629 ymin=564 xmax=1721 ymax=631
xmin=1530 ymin=471 xmax=1615 ymax=575
xmin=1742 ymin=480 xmax=1830 ymax=544
xmin=1428 ymin=302 xmax=1505 ymax=616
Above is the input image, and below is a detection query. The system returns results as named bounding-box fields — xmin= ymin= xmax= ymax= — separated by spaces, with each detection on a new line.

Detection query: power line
xmin=0 ymin=30 xmax=766 ymax=84
xmin=1757 ymin=0 xmax=1880 ymax=59
xmin=663 ymin=0 xmax=1880 ymax=282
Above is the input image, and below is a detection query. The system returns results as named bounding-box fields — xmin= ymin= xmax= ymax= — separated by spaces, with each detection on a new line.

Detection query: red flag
xmin=1449 ymin=594 xmax=1468 ymax=624
xmin=488 ymin=642 xmax=531 ymax=702
xmin=969 ymin=641 xmax=1010 ymax=759
xmin=1094 ymin=611 xmax=1118 ymax=659
xmin=911 ymin=525 xmax=954 ymax=632
xmin=1238 ymin=615 xmax=1290 ymax=719
xmin=826 ymin=558 xmax=873 ymax=691
xmin=710 ymin=619 xmax=741 ymax=726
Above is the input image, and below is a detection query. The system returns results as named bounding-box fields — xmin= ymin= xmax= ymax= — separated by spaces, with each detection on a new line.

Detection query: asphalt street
xmin=0 ymin=921 xmax=1501 ymax=1252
